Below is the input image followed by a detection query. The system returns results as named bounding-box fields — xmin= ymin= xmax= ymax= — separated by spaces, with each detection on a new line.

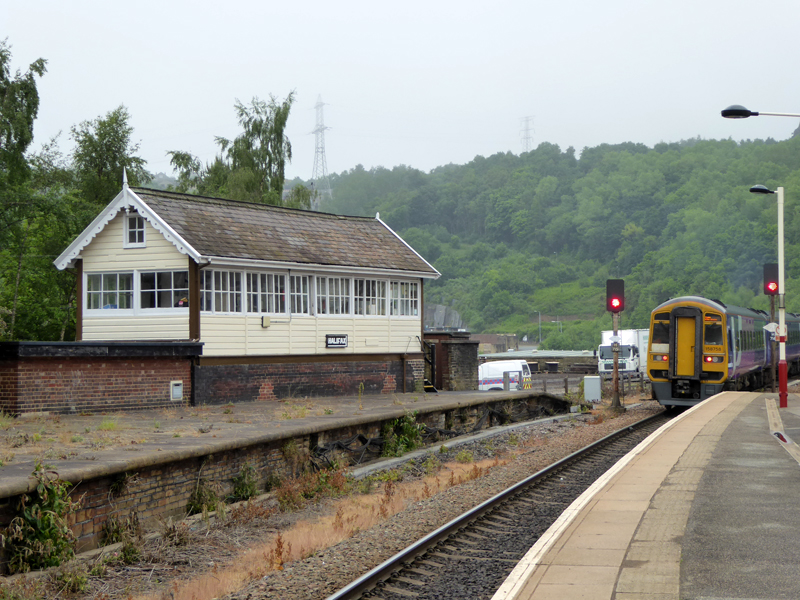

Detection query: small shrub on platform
xmin=1 ymin=462 xmax=81 ymax=573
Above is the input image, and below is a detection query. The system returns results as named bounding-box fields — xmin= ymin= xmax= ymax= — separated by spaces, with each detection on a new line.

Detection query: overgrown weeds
xmin=381 ymin=411 xmax=423 ymax=457
xmin=187 ymin=478 xmax=222 ymax=515
xmin=160 ymin=517 xmax=191 ymax=546
xmin=50 ymin=561 xmax=89 ymax=594
xmin=231 ymin=462 xmax=259 ymax=502
xmin=101 ymin=512 xmax=141 ymax=546
xmin=97 ymin=417 xmax=118 ymax=431
xmin=0 ymin=577 xmax=47 ymax=600
xmin=1 ymin=462 xmax=81 ymax=573
xmin=0 ymin=411 xmax=14 ymax=431
xmin=274 ymin=469 xmax=350 ymax=511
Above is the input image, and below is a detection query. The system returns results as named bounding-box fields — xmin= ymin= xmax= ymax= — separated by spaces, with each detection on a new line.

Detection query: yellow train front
xmin=648 ymin=296 xmax=771 ymax=407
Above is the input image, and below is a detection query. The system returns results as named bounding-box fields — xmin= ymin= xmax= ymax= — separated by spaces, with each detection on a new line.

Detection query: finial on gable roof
xmin=123 ymin=167 xmax=128 ymax=190
xmin=376 ymin=212 xmax=380 ymax=220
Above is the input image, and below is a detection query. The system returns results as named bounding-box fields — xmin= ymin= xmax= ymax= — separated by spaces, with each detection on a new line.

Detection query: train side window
xmin=705 ymin=323 xmax=723 ymax=346
xmin=653 ymin=322 xmax=670 ymax=344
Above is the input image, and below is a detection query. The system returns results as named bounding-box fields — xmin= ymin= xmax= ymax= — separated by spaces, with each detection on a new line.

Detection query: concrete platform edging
xmin=492 ymin=392 xmax=748 ymax=600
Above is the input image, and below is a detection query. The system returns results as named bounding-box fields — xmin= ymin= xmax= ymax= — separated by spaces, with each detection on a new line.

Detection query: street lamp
xmin=750 ymin=185 xmax=788 ymax=408
xmin=721 ymin=105 xmax=800 ymax=119
xmin=722 ymin=104 xmax=795 ymax=408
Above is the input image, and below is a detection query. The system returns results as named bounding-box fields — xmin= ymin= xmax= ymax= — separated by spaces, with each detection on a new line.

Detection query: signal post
xmin=765 ymin=263 xmax=778 ymax=394
xmin=606 ymin=279 xmax=625 ymax=409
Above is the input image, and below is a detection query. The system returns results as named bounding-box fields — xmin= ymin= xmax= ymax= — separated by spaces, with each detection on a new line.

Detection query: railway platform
xmin=493 ymin=390 xmax=800 ymax=600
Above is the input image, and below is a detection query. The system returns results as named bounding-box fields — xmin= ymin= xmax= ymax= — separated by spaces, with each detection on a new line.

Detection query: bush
xmin=382 ymin=412 xmax=423 ymax=457
xmin=1 ymin=463 xmax=81 ymax=573
xmin=187 ymin=479 xmax=221 ymax=515
xmin=231 ymin=462 xmax=259 ymax=502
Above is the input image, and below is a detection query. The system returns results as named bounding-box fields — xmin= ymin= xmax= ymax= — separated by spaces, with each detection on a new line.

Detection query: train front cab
xmin=649 ymin=303 xmax=727 ymax=406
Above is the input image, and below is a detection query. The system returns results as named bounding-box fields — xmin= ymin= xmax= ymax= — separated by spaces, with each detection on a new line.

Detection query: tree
xmin=169 ymin=93 xmax=301 ymax=207
xmin=71 ymin=105 xmax=150 ymax=206
xmin=0 ymin=40 xmax=47 ymax=184
xmin=0 ymin=40 xmax=47 ymax=340
xmin=0 ymin=39 xmax=47 ymax=240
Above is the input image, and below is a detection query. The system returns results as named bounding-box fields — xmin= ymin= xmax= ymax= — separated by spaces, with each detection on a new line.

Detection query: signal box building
xmin=51 ymin=182 xmax=439 ymax=406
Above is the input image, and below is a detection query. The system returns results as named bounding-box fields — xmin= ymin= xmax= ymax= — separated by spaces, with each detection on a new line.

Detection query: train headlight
xmin=651 ymin=355 xmax=668 ymax=362
xmin=704 ymin=355 xmax=724 ymax=363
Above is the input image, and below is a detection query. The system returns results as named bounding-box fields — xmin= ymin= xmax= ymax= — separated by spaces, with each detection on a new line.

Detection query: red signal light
xmin=606 ymin=279 xmax=624 ymax=313
xmin=764 ymin=263 xmax=779 ymax=296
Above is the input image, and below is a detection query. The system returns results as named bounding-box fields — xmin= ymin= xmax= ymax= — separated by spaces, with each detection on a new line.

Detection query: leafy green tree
xmin=169 ymin=93 xmax=300 ymax=206
xmin=0 ymin=40 xmax=47 ymax=339
xmin=0 ymin=40 xmax=46 ymax=181
xmin=70 ymin=105 xmax=150 ymax=206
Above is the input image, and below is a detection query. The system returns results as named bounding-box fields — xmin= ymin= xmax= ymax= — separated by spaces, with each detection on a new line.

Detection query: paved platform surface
xmin=492 ymin=390 xmax=800 ymax=600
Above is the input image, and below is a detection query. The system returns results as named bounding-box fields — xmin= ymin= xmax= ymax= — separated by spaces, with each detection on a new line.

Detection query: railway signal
xmin=606 ymin=279 xmax=625 ymax=313
xmin=764 ymin=263 xmax=779 ymax=296
xmin=605 ymin=279 xmax=625 ymax=409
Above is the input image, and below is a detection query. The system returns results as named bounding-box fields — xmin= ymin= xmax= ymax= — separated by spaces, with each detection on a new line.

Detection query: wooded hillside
xmin=319 ymin=136 xmax=800 ymax=349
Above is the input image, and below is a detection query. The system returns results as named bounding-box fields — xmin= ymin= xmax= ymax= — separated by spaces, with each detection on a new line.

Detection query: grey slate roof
xmin=132 ymin=188 xmax=438 ymax=276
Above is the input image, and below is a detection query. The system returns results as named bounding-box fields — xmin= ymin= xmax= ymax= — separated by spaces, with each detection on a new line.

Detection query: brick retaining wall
xmin=195 ymin=356 xmax=425 ymax=405
xmin=0 ymin=393 xmax=568 ymax=565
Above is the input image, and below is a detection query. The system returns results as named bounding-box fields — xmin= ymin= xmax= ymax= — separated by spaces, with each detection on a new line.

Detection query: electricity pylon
xmin=311 ymin=95 xmax=333 ymax=209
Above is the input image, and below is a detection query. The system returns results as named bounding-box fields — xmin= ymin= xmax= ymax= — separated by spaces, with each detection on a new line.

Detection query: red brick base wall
xmin=0 ymin=357 xmax=191 ymax=414
xmin=0 ymin=342 xmax=201 ymax=415
xmin=195 ymin=355 xmax=425 ymax=405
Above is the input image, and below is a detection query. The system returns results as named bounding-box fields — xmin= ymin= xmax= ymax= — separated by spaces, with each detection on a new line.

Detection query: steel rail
xmin=324 ymin=411 xmax=669 ymax=600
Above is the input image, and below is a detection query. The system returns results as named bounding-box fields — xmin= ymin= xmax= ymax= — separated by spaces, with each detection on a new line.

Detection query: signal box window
xmin=86 ymin=273 xmax=133 ymax=309
xmin=124 ymin=213 xmax=146 ymax=248
xmin=141 ymin=271 xmax=189 ymax=309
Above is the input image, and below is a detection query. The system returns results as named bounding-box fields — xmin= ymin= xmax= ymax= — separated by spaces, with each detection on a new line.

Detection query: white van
xmin=478 ymin=360 xmax=532 ymax=391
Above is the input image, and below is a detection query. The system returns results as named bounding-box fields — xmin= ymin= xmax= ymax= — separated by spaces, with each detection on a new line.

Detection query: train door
xmin=676 ymin=316 xmax=697 ymax=376
xmin=670 ymin=306 xmax=703 ymax=398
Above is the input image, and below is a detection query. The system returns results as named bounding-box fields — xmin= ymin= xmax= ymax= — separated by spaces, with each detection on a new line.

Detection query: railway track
xmin=326 ymin=411 xmax=672 ymax=600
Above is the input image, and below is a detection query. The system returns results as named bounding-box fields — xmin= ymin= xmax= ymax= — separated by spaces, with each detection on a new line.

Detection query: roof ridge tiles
xmin=130 ymin=187 xmax=373 ymax=221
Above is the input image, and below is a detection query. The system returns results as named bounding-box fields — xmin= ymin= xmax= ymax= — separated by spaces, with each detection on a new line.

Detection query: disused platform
xmin=0 ymin=389 xmax=575 ymax=556
xmin=492 ymin=389 xmax=800 ymax=600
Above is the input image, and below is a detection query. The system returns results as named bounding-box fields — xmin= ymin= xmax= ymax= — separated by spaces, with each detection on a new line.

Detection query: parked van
xmin=478 ymin=360 xmax=532 ymax=391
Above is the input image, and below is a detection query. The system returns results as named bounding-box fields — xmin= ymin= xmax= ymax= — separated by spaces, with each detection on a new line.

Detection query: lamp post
xmin=721 ymin=105 xmax=800 ymax=120
xmin=750 ymin=185 xmax=787 ymax=408
xmin=722 ymin=104 xmax=795 ymax=408
xmin=532 ymin=310 xmax=541 ymax=344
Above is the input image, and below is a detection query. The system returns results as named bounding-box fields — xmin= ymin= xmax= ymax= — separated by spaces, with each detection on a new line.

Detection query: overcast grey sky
xmin=5 ymin=0 xmax=800 ymax=182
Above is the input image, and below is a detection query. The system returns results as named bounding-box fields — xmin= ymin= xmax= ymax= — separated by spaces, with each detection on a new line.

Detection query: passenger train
xmin=648 ymin=296 xmax=800 ymax=407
